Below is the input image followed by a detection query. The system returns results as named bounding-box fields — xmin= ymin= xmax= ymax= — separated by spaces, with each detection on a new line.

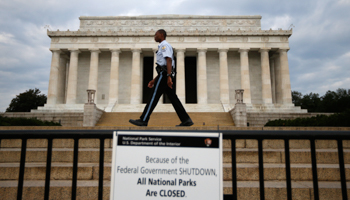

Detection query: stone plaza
xmin=40 ymin=14 xmax=305 ymax=117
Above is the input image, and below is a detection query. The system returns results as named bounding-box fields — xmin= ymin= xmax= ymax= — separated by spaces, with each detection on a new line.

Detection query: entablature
xmin=47 ymin=28 xmax=292 ymax=37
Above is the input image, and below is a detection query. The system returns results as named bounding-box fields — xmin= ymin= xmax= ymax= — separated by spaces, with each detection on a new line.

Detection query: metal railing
xmin=0 ymin=130 xmax=349 ymax=200
xmin=222 ymin=130 xmax=350 ymax=200
xmin=0 ymin=130 xmax=113 ymax=200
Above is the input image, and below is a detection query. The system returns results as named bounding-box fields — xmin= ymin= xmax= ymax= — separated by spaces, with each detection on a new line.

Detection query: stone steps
xmin=0 ymin=139 xmax=113 ymax=148
xmin=1 ymin=147 xmax=348 ymax=164
xmin=0 ymin=112 xmax=84 ymax=127
xmin=1 ymin=162 xmax=349 ymax=182
xmin=0 ymin=180 xmax=349 ymax=200
xmin=246 ymin=112 xmax=333 ymax=127
xmin=95 ymin=112 xmax=235 ymax=127
xmin=223 ymin=181 xmax=350 ymax=199
xmin=223 ymin=148 xmax=350 ymax=164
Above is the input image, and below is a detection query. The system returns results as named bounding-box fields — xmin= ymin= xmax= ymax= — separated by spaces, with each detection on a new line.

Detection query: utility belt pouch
xmin=155 ymin=63 xmax=175 ymax=77
xmin=155 ymin=63 xmax=167 ymax=74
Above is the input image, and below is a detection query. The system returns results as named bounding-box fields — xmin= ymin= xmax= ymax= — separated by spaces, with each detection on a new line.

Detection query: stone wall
xmin=0 ymin=112 xmax=84 ymax=127
xmin=83 ymin=104 xmax=105 ymax=127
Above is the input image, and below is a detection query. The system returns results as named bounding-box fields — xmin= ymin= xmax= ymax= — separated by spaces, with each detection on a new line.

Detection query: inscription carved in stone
xmin=52 ymin=38 xmax=60 ymax=43
xmin=280 ymin=37 xmax=288 ymax=42
xmin=113 ymin=37 xmax=119 ymax=42
xmin=91 ymin=37 xmax=98 ymax=42
xmin=70 ymin=37 xmax=78 ymax=43
xmin=261 ymin=36 xmax=269 ymax=42
xmin=132 ymin=37 xmax=140 ymax=42
xmin=199 ymin=37 xmax=206 ymax=42
xmin=219 ymin=37 xmax=227 ymax=42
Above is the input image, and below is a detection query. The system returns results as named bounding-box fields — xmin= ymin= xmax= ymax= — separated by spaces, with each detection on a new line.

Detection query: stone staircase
xmin=95 ymin=112 xmax=235 ymax=127
xmin=1 ymin=137 xmax=349 ymax=200
xmin=247 ymin=113 xmax=334 ymax=127
xmin=0 ymin=112 xmax=84 ymax=127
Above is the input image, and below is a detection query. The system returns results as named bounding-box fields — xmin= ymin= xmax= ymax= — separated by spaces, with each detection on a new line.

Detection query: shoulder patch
xmin=161 ymin=46 xmax=166 ymax=52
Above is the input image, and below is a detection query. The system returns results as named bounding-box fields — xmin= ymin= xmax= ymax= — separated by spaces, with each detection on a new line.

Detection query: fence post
xmin=284 ymin=139 xmax=292 ymax=200
xmin=44 ymin=138 xmax=53 ymax=200
xmin=98 ymin=138 xmax=105 ymax=200
xmin=71 ymin=138 xmax=79 ymax=200
xmin=310 ymin=139 xmax=319 ymax=200
xmin=17 ymin=138 xmax=27 ymax=200
xmin=258 ymin=139 xmax=265 ymax=200
xmin=337 ymin=140 xmax=348 ymax=200
xmin=230 ymin=139 xmax=237 ymax=200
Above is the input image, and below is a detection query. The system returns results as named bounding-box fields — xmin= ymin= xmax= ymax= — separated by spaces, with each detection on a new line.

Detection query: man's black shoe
xmin=176 ymin=118 xmax=194 ymax=127
xmin=129 ymin=119 xmax=148 ymax=126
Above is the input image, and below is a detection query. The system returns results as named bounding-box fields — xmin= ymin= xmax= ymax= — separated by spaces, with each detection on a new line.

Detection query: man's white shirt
xmin=156 ymin=40 xmax=175 ymax=69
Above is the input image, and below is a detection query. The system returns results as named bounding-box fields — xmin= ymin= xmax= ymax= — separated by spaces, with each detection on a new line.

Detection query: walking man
xmin=129 ymin=29 xmax=193 ymax=127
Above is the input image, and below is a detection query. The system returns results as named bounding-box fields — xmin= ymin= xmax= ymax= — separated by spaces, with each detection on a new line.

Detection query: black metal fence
xmin=0 ymin=130 xmax=349 ymax=200
xmin=223 ymin=130 xmax=350 ymax=200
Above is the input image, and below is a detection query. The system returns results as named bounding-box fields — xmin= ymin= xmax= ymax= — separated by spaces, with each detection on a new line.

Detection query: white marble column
xmin=269 ymin=57 xmax=276 ymax=104
xmin=279 ymin=49 xmax=293 ymax=104
xmin=88 ymin=48 xmax=101 ymax=91
xmin=176 ymin=48 xmax=186 ymax=103
xmin=66 ymin=49 xmax=80 ymax=104
xmin=153 ymin=48 xmax=163 ymax=104
xmin=130 ymin=48 xmax=142 ymax=104
xmin=197 ymin=48 xmax=208 ymax=104
xmin=274 ymin=53 xmax=282 ymax=104
xmin=47 ymin=49 xmax=61 ymax=105
xmin=57 ymin=55 xmax=68 ymax=104
xmin=218 ymin=49 xmax=230 ymax=104
xmin=108 ymin=48 xmax=121 ymax=105
xmin=259 ymin=48 xmax=273 ymax=104
xmin=239 ymin=48 xmax=252 ymax=104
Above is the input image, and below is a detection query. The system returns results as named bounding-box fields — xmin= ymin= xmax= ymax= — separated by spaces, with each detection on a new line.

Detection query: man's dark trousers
xmin=140 ymin=71 xmax=190 ymax=123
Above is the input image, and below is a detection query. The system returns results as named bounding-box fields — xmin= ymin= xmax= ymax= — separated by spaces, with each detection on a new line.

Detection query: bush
xmin=0 ymin=116 xmax=61 ymax=126
xmin=265 ymin=110 xmax=350 ymax=127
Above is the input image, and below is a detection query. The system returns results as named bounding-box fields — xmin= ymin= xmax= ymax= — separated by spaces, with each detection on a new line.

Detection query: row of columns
xmin=47 ymin=48 xmax=292 ymax=106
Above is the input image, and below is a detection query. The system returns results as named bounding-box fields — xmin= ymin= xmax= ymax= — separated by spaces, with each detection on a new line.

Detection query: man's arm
xmin=166 ymin=57 xmax=173 ymax=89
xmin=148 ymin=74 xmax=159 ymax=88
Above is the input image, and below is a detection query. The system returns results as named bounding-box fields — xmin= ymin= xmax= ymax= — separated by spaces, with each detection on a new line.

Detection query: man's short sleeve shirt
xmin=156 ymin=40 xmax=175 ymax=69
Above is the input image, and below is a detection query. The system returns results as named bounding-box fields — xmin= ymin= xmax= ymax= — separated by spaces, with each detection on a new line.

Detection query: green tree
xmin=292 ymin=88 xmax=350 ymax=113
xmin=300 ymin=92 xmax=321 ymax=112
xmin=292 ymin=91 xmax=302 ymax=106
xmin=320 ymin=88 xmax=350 ymax=112
xmin=6 ymin=88 xmax=47 ymax=112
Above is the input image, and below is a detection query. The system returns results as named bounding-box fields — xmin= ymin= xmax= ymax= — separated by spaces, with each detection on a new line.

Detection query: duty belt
xmin=155 ymin=63 xmax=175 ymax=77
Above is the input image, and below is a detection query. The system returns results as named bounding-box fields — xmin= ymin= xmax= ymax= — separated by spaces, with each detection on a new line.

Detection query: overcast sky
xmin=0 ymin=0 xmax=349 ymax=112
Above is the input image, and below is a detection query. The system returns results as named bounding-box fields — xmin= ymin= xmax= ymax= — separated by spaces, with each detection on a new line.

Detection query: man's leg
xmin=139 ymin=73 xmax=166 ymax=122
xmin=164 ymin=81 xmax=192 ymax=124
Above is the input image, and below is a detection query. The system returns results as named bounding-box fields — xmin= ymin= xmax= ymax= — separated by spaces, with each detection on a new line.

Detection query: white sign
xmin=110 ymin=131 xmax=223 ymax=200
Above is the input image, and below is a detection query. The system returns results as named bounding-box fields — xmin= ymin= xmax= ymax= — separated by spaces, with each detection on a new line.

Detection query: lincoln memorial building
xmin=40 ymin=15 xmax=305 ymax=114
